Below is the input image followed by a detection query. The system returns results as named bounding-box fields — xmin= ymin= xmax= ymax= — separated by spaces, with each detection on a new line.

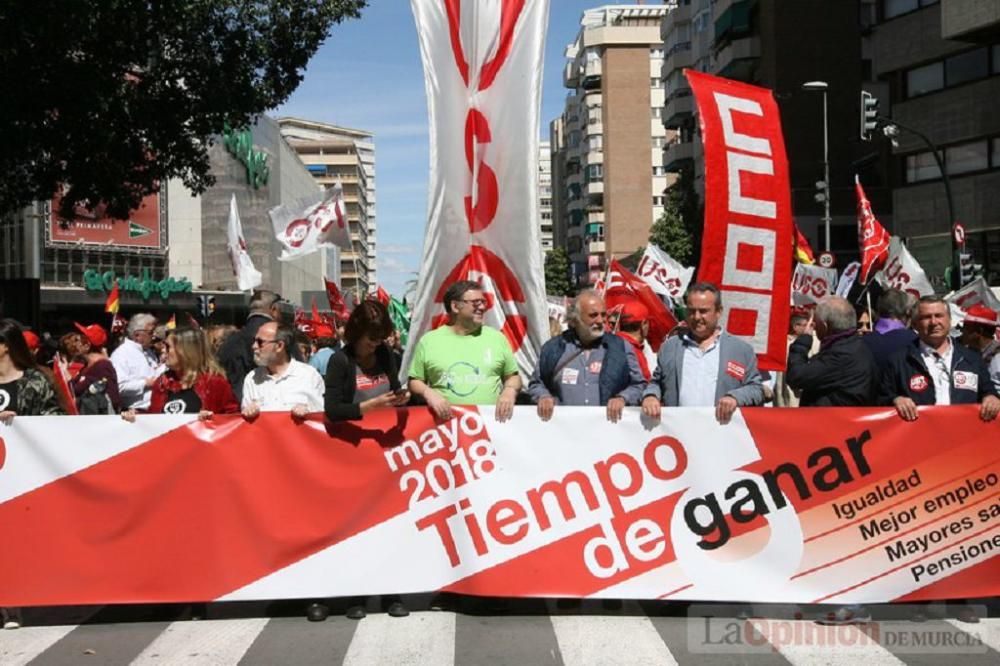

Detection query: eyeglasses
xmin=460 ymin=299 xmax=487 ymax=308
xmin=253 ymin=337 xmax=279 ymax=347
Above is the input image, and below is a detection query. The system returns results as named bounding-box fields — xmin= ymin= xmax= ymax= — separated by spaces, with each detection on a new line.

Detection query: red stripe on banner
xmin=686 ymin=70 xmax=792 ymax=371
xmin=0 ymin=410 xmax=448 ymax=606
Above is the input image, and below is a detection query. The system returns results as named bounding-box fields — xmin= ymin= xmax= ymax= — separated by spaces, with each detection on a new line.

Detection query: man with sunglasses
xmin=242 ymin=322 xmax=325 ymax=420
xmin=408 ymin=280 xmax=521 ymax=422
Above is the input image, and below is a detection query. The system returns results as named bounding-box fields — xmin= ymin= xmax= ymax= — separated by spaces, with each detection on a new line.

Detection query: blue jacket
xmin=532 ymin=330 xmax=635 ymax=405
xmin=878 ymin=337 xmax=998 ymax=406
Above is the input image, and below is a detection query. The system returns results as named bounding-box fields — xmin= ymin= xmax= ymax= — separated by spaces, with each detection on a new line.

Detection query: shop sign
xmin=222 ymin=124 xmax=270 ymax=189
xmin=83 ymin=268 xmax=193 ymax=301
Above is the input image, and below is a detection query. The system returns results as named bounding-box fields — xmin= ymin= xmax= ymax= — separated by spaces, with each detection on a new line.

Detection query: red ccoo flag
xmin=856 ymin=175 xmax=890 ymax=284
xmin=604 ymin=260 xmax=678 ymax=352
xmin=323 ymin=278 xmax=350 ymax=322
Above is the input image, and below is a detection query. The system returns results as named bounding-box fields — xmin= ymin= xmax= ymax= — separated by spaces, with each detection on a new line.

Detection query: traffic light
xmin=814 ymin=179 xmax=828 ymax=203
xmin=197 ymin=295 xmax=216 ymax=318
xmin=860 ymin=91 xmax=879 ymax=141
xmin=958 ymin=251 xmax=982 ymax=287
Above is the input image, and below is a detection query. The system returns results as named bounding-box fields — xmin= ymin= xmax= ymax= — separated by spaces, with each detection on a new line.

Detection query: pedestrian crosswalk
xmin=2 ymin=603 xmax=1000 ymax=666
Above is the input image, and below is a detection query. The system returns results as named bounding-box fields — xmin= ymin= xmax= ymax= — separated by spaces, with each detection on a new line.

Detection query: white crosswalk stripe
xmin=131 ymin=617 xmax=269 ymax=665
xmin=343 ymin=611 xmax=455 ymax=666
xmin=0 ymin=624 xmax=76 ymax=666
xmin=550 ymin=602 xmax=678 ymax=666
xmin=2 ymin=612 xmax=999 ymax=664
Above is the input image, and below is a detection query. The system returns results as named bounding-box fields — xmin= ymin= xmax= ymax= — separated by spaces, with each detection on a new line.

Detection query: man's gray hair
xmin=127 ymin=313 xmax=156 ymax=338
xmin=566 ymin=289 xmax=603 ymax=324
xmin=815 ymin=296 xmax=857 ymax=333
xmin=876 ymin=289 xmax=912 ymax=322
xmin=273 ymin=323 xmax=296 ymax=361
xmin=249 ymin=290 xmax=281 ymax=314
xmin=686 ymin=282 xmax=722 ymax=309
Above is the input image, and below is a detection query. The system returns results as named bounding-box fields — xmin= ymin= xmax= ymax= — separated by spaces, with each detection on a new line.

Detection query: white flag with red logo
xmin=403 ymin=0 xmax=549 ymax=377
xmin=635 ymin=243 xmax=694 ymax=305
xmin=856 ymin=175 xmax=890 ymax=285
xmin=791 ymin=263 xmax=838 ymax=307
xmin=226 ymin=194 xmax=262 ymax=291
xmin=876 ymin=236 xmax=934 ymax=299
xmin=270 ymin=179 xmax=350 ymax=261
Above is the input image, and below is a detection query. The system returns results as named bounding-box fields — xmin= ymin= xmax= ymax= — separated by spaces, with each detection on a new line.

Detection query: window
xmin=905 ymin=151 xmax=941 ymax=183
xmin=651 ymin=77 xmax=663 ymax=88
xmin=540 ymin=198 xmax=551 ymax=208
xmin=586 ymin=164 xmax=603 ymax=180
xmin=992 ymin=138 xmax=1000 ymax=168
xmin=946 ymin=48 xmax=989 ymax=87
xmin=650 ymin=47 xmax=664 ymax=59
xmin=653 ymin=196 xmax=666 ymax=206
xmin=541 ymin=212 xmax=552 ymax=220
xmin=883 ymin=0 xmax=938 ymax=20
xmin=946 ymin=140 xmax=988 ymax=175
xmin=651 ymin=107 xmax=662 ymax=118
xmin=906 ymin=62 xmax=943 ymax=97
xmin=652 ymin=136 xmax=666 ymax=148
xmin=653 ymin=166 xmax=667 ymax=176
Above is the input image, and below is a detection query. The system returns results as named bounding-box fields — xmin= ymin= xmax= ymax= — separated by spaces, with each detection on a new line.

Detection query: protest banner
xmin=947 ymin=277 xmax=1000 ymax=313
xmin=1 ymin=407 xmax=997 ymax=607
xmin=635 ymin=243 xmax=694 ymax=304
xmin=404 ymin=0 xmax=549 ymax=377
xmin=836 ymin=261 xmax=861 ymax=299
xmin=791 ymin=264 xmax=838 ymax=307
xmin=269 ymin=179 xmax=350 ymax=260
xmin=687 ymin=70 xmax=792 ymax=371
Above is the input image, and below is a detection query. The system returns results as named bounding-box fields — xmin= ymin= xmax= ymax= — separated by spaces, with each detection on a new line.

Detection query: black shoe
xmin=387 ymin=601 xmax=409 ymax=618
xmin=306 ymin=603 xmax=330 ymax=622
xmin=956 ymin=606 xmax=981 ymax=624
xmin=345 ymin=605 xmax=367 ymax=620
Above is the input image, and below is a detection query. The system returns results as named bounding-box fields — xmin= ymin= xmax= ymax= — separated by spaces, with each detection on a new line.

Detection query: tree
xmin=0 ymin=0 xmax=367 ymax=219
xmin=544 ymin=247 xmax=574 ymax=297
xmin=649 ymin=166 xmax=702 ymax=267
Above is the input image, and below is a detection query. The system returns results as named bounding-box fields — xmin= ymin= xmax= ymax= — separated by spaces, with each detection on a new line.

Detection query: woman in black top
xmin=313 ymin=300 xmax=410 ymax=622
xmin=324 ymin=300 xmax=410 ymax=421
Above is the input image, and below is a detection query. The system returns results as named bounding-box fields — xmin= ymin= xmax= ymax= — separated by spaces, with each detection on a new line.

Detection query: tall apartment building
xmin=870 ymin=0 xmax=1000 ymax=286
xmin=277 ymin=118 xmax=376 ymax=296
xmin=538 ymin=141 xmax=554 ymax=255
xmin=551 ymin=4 xmax=673 ymax=287
xmin=660 ymin=0 xmax=885 ymax=265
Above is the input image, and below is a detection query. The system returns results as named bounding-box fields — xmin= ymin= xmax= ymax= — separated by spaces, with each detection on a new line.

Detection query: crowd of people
xmin=1 ymin=279 xmax=998 ymax=627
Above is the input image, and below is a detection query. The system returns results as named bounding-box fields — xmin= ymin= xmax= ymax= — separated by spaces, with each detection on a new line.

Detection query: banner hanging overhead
xmin=404 ymin=0 xmax=550 ymax=377
xmin=1 ymin=408 xmax=998 ymax=607
xmin=686 ymin=70 xmax=792 ymax=371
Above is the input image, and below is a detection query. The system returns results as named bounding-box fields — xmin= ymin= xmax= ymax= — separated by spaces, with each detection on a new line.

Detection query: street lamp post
xmin=802 ymin=81 xmax=831 ymax=252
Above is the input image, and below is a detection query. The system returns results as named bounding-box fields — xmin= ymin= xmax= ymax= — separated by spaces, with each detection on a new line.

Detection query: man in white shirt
xmin=242 ymin=322 xmax=325 ymax=420
xmin=110 ymin=313 xmax=163 ymax=410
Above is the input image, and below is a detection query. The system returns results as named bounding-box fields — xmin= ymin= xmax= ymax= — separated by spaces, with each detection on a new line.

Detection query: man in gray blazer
xmin=641 ymin=282 xmax=764 ymax=424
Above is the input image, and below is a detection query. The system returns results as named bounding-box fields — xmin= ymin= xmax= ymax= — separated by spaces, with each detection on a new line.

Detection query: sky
xmin=275 ymin=1 xmax=628 ymax=297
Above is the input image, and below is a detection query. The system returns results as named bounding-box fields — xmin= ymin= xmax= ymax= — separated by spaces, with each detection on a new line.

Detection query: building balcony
xmin=662 ymin=1 xmax=692 ymax=40
xmin=663 ymin=41 xmax=692 ymax=74
xmin=714 ymin=36 xmax=761 ymax=82
xmin=582 ymin=60 xmax=602 ymax=89
xmin=586 ymin=180 xmax=604 ymax=196
xmin=588 ymin=240 xmax=606 ymax=254
xmin=663 ymin=140 xmax=695 ymax=172
xmin=564 ymin=61 xmax=579 ymax=88
xmin=663 ymin=90 xmax=694 ymax=128
xmin=586 ymin=209 xmax=605 ymax=225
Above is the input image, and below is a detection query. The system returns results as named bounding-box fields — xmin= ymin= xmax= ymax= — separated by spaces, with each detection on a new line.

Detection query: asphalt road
xmin=3 ymin=598 xmax=1000 ymax=665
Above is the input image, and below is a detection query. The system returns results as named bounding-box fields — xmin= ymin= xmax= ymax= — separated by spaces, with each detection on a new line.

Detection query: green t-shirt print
xmin=409 ymin=326 xmax=518 ymax=405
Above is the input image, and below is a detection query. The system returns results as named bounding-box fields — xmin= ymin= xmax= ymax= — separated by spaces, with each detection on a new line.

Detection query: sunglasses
xmin=253 ymin=337 xmax=279 ymax=347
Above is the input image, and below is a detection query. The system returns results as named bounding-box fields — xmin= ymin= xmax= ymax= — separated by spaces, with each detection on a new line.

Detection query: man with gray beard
xmin=527 ymin=290 xmax=646 ymax=423
xmin=241 ymin=322 xmax=324 ymax=420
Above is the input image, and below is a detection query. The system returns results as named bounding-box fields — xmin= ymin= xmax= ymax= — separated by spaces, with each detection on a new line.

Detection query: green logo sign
xmin=128 ymin=221 xmax=152 ymax=239
xmin=83 ymin=268 xmax=193 ymax=301
xmin=222 ymin=124 xmax=270 ymax=189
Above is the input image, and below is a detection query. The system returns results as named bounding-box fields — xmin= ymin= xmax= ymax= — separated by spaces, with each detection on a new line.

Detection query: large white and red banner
xmin=2 ymin=407 xmax=999 ymax=607
xmin=687 ymin=70 xmax=792 ymax=371
xmin=404 ymin=0 xmax=549 ymax=376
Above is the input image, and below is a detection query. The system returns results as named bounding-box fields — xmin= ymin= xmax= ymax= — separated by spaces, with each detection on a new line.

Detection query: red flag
xmin=375 ymin=285 xmax=391 ymax=307
xmin=793 ymin=222 xmax=815 ymax=265
xmin=311 ymin=297 xmax=322 ymax=323
xmin=104 ymin=282 xmax=120 ymax=314
xmin=604 ymin=260 xmax=678 ymax=353
xmin=51 ymin=359 xmax=79 ymax=416
xmin=323 ymin=278 xmax=349 ymax=321
xmin=856 ymin=176 xmax=890 ymax=284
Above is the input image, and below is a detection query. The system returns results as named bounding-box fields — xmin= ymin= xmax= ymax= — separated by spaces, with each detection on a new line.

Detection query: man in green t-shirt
xmin=408 ymin=280 xmax=521 ymax=422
